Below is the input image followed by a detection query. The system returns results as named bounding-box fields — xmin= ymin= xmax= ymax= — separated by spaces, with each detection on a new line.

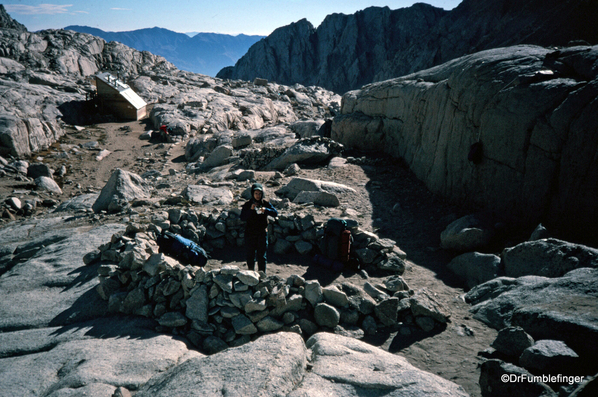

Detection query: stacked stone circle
xmin=90 ymin=210 xmax=450 ymax=354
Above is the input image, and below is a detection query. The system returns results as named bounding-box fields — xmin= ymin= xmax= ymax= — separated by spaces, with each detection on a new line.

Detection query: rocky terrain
xmin=1 ymin=4 xmax=598 ymax=397
xmin=218 ymin=0 xmax=598 ymax=93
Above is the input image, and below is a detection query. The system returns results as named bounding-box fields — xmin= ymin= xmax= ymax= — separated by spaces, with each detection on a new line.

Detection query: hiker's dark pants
xmin=245 ymin=231 xmax=268 ymax=272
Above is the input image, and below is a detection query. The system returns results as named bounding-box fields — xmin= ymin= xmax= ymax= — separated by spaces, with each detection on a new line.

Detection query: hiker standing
xmin=240 ymin=183 xmax=278 ymax=273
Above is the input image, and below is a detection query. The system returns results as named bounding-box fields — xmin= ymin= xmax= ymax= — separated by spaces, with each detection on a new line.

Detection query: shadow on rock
xmin=300 ymin=262 xmax=361 ymax=287
xmin=48 ymin=288 xmax=109 ymax=328
xmin=58 ymin=100 xmax=116 ymax=126
xmin=171 ymin=154 xmax=187 ymax=163
xmin=52 ymin=262 xmax=101 ymax=291
xmin=387 ymin=322 xmax=448 ymax=353
xmin=49 ymin=316 xmax=165 ymax=341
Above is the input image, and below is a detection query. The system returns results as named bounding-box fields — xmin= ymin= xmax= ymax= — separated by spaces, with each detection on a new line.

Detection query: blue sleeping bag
xmin=157 ymin=231 xmax=208 ymax=267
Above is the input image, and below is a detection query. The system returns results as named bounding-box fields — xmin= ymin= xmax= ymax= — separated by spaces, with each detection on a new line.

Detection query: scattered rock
xmin=410 ymin=288 xmax=451 ymax=324
xmin=293 ymin=190 xmax=340 ymax=207
xmin=447 ymin=251 xmax=501 ymax=289
xmin=491 ymin=326 xmax=535 ymax=357
xmin=27 ymin=163 xmax=52 ymax=179
xmin=34 ymin=176 xmax=62 ymax=195
xmin=479 ymin=359 xmax=556 ymax=397
xmin=440 ymin=214 xmax=494 ymax=252
xmin=466 ymin=267 xmax=598 ymax=374
xmin=95 ymin=149 xmax=111 ymax=161
xmin=265 ymin=136 xmax=343 ymax=170
xmin=519 ymin=339 xmax=580 ymax=375
xmin=502 ymin=238 xmax=598 ymax=278
xmin=181 ymin=185 xmax=234 ymax=205
xmin=276 ymin=177 xmax=356 ymax=200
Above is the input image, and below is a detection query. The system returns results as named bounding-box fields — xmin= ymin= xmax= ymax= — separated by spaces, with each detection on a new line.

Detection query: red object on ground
xmin=339 ymin=229 xmax=351 ymax=263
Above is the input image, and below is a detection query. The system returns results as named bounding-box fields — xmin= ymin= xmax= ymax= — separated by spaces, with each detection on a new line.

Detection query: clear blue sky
xmin=4 ymin=0 xmax=462 ymax=36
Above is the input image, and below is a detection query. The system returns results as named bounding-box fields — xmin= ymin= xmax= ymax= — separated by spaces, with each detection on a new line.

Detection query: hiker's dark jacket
xmin=240 ymin=199 xmax=277 ymax=234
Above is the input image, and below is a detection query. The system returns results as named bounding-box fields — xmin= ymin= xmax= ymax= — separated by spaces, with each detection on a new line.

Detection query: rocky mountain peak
xmin=0 ymin=4 xmax=27 ymax=32
xmin=216 ymin=4 xmax=448 ymax=93
xmin=218 ymin=0 xmax=598 ymax=94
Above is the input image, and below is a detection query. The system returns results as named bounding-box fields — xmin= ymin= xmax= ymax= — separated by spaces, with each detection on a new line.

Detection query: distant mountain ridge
xmin=218 ymin=0 xmax=598 ymax=93
xmin=64 ymin=25 xmax=263 ymax=77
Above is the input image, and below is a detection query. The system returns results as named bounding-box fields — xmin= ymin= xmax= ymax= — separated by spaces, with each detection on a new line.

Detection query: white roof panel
xmin=120 ymin=88 xmax=147 ymax=109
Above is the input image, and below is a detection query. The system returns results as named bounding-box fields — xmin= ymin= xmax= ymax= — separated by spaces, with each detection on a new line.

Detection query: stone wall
xmin=90 ymin=210 xmax=450 ymax=354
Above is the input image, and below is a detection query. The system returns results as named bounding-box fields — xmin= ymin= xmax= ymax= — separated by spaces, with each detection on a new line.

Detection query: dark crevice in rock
xmin=0 ymin=341 xmax=59 ymax=359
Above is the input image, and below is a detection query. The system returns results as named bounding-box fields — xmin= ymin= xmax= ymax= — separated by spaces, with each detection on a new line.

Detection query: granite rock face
xmin=218 ymin=4 xmax=446 ymax=94
xmin=0 ymin=4 xmax=26 ymax=31
xmin=218 ymin=0 xmax=598 ymax=94
xmin=333 ymin=45 xmax=598 ymax=244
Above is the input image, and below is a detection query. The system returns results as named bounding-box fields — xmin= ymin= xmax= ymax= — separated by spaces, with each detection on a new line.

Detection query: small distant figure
xmin=240 ymin=183 xmax=278 ymax=273
xmin=152 ymin=125 xmax=170 ymax=142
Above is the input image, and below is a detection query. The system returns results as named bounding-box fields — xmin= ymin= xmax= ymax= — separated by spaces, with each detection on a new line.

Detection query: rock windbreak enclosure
xmin=1 ymin=2 xmax=598 ymax=396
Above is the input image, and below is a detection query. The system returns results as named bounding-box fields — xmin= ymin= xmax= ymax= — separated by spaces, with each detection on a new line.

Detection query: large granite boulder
xmin=54 ymin=193 xmax=99 ymax=212
xmin=491 ymin=326 xmax=534 ymax=358
xmin=501 ymin=238 xmax=598 ymax=278
xmin=479 ymin=359 xmax=557 ymax=397
xmin=27 ymin=162 xmax=53 ymax=179
xmin=289 ymin=332 xmax=469 ymax=396
xmin=519 ymin=339 xmax=580 ymax=375
xmin=181 ymin=185 xmax=234 ymax=205
xmin=34 ymin=176 xmax=62 ymax=195
xmin=136 ymin=332 xmax=307 ymax=396
xmin=276 ymin=177 xmax=356 ymax=200
xmin=465 ymin=267 xmax=598 ymax=374
xmin=448 ymin=252 xmax=501 ymax=289
xmin=440 ymin=214 xmax=495 ymax=252
xmin=265 ymin=136 xmax=343 ymax=170
xmin=289 ymin=119 xmax=325 ymax=138
xmin=333 ymin=45 xmax=598 ymax=245
xmin=92 ymin=169 xmax=152 ymax=213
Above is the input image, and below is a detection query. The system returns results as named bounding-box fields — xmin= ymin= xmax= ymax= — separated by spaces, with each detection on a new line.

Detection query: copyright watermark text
xmin=501 ymin=373 xmax=583 ymax=385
